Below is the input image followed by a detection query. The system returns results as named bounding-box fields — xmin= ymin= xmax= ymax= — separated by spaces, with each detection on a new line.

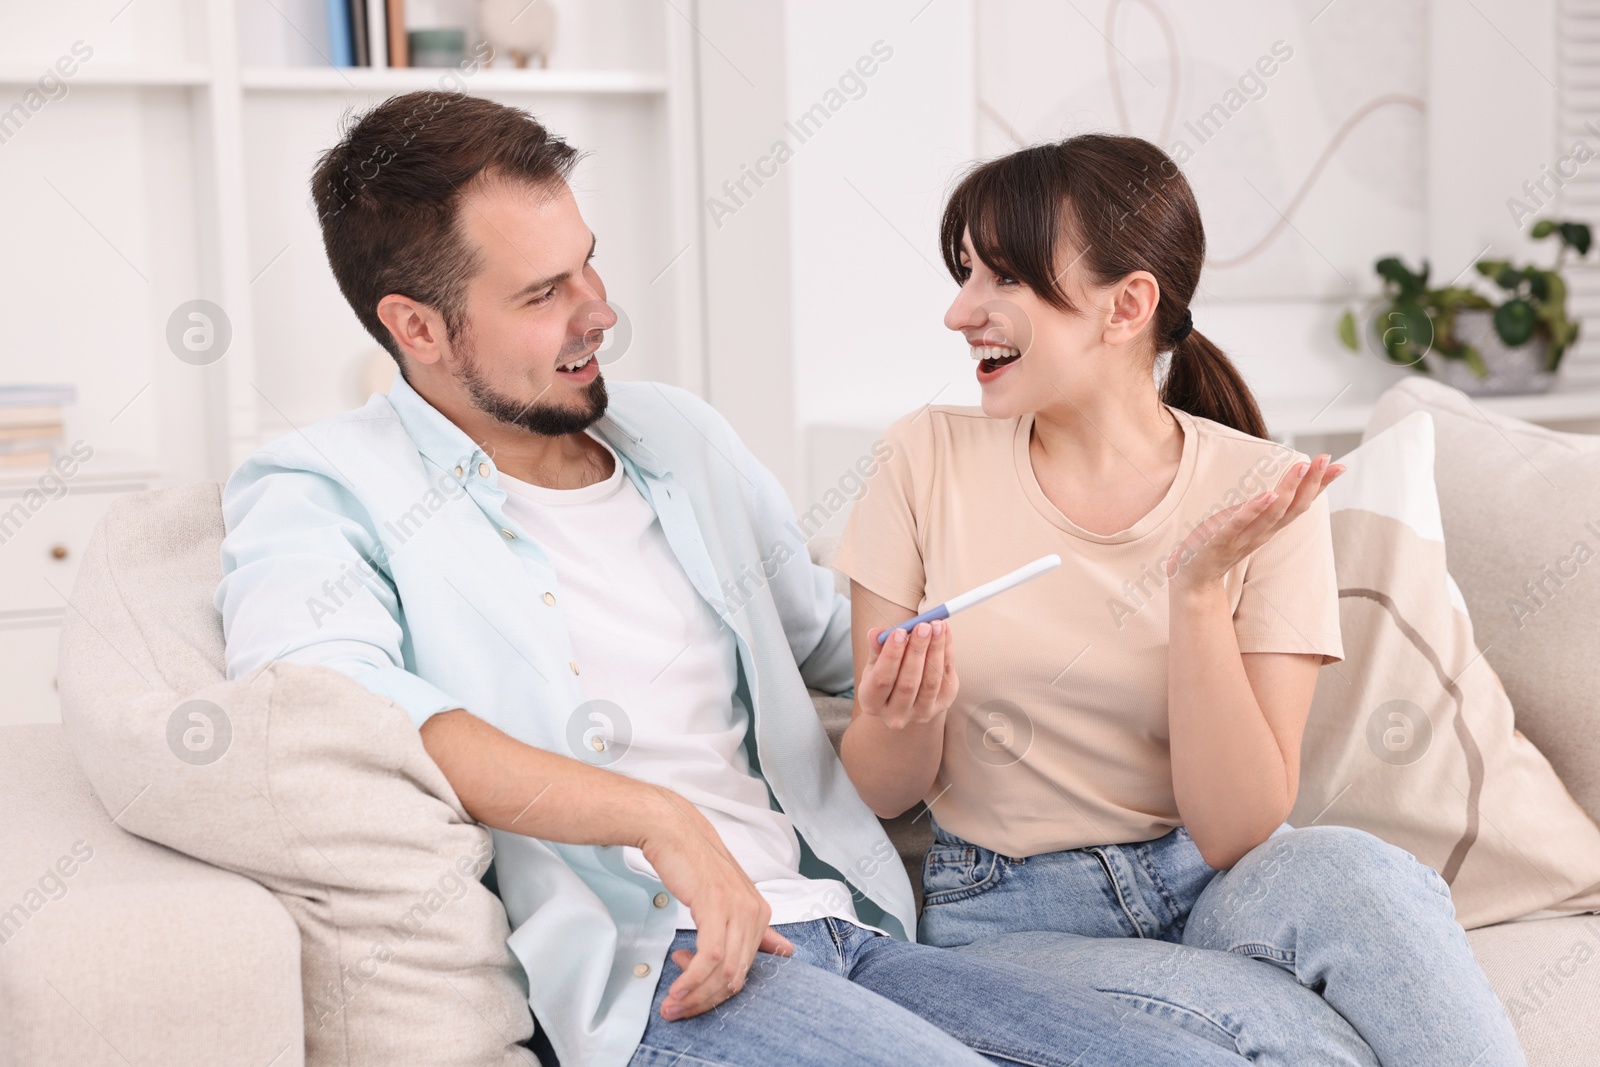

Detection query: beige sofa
xmin=2 ymin=378 xmax=1598 ymax=1065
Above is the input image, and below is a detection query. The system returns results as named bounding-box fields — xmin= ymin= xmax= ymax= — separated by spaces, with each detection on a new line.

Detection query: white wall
xmin=695 ymin=0 xmax=800 ymax=496
xmin=0 ymin=1 xmax=1576 ymax=500
xmin=740 ymin=0 xmax=1568 ymax=507
xmin=0 ymin=2 xmax=209 ymax=481
xmin=784 ymin=0 xmax=978 ymax=431
xmin=1428 ymin=0 xmax=1557 ymax=289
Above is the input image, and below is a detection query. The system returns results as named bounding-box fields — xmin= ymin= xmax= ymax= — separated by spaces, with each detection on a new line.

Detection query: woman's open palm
xmin=1165 ymin=453 xmax=1345 ymax=590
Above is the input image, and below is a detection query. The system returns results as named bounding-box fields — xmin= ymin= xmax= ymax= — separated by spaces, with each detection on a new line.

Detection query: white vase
xmin=478 ymin=0 xmax=556 ymax=68
xmin=1426 ymin=308 xmax=1557 ymax=396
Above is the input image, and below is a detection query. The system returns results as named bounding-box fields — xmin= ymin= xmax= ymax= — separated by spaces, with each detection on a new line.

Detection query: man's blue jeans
xmin=918 ymin=821 xmax=1524 ymax=1067
xmin=628 ymin=916 xmax=1252 ymax=1066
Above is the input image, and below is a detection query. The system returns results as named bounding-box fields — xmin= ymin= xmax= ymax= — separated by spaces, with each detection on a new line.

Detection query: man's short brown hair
xmin=310 ymin=91 xmax=581 ymax=369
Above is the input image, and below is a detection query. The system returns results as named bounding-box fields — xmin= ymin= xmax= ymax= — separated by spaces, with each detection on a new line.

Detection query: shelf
xmin=239 ymin=66 xmax=668 ymax=94
xmin=0 ymin=64 xmax=210 ymax=87
xmin=0 ymin=454 xmax=161 ymax=491
xmin=1260 ymin=384 xmax=1600 ymax=440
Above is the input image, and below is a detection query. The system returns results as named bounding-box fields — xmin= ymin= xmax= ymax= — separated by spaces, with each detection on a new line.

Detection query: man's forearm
xmin=420 ymin=708 xmax=674 ymax=848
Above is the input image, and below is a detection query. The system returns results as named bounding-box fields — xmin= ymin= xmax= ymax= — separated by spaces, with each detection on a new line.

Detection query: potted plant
xmin=1336 ymin=219 xmax=1592 ymax=395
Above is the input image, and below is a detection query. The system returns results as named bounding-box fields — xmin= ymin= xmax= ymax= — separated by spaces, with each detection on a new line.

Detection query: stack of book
xmin=0 ymin=384 xmax=74 ymax=469
xmin=328 ymin=0 xmax=413 ymax=67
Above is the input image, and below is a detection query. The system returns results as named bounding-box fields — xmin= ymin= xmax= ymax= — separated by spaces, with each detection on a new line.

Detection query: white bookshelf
xmin=239 ymin=66 xmax=668 ymax=93
xmin=0 ymin=64 xmax=211 ymax=85
xmin=0 ymin=0 xmax=706 ymax=482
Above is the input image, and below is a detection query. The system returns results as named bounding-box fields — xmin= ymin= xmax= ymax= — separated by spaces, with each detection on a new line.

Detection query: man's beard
xmin=453 ymin=327 xmax=608 ymax=437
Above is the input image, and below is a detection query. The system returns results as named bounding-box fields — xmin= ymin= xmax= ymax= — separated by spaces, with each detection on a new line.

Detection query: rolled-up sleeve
xmin=214 ymin=451 xmax=463 ymax=729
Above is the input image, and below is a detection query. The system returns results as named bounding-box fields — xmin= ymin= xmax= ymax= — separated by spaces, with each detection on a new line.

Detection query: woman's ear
xmin=1101 ymin=271 xmax=1161 ymax=348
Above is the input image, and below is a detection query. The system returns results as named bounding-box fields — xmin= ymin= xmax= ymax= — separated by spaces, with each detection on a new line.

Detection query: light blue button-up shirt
xmin=214 ymin=375 xmax=915 ymax=1067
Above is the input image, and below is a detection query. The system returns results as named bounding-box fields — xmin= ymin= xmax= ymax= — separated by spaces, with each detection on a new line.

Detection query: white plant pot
xmin=1425 ymin=308 xmax=1557 ymax=396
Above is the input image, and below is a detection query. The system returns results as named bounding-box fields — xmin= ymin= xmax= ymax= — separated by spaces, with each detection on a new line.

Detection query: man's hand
xmin=856 ymin=619 xmax=959 ymax=730
xmin=638 ymin=788 xmax=794 ymax=1021
xmin=417 ymin=710 xmax=791 ymax=1021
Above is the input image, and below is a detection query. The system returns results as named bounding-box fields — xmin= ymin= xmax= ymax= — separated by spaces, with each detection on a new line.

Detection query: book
xmin=0 ymin=448 xmax=53 ymax=469
xmin=349 ymin=0 xmax=370 ymax=66
xmin=386 ymin=0 xmax=408 ymax=66
xmin=0 ymin=384 xmax=75 ymax=408
xmin=367 ymin=0 xmax=389 ymax=67
xmin=326 ymin=0 xmax=354 ymax=67
xmin=0 ymin=424 xmax=64 ymax=443
xmin=0 ymin=406 xmax=64 ymax=427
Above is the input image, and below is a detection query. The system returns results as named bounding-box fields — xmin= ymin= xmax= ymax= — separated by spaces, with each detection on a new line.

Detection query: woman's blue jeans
xmin=628 ymin=916 xmax=1253 ymax=1067
xmin=918 ymin=821 xmax=1524 ymax=1067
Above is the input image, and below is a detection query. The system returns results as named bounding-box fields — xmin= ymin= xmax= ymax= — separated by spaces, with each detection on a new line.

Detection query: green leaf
xmin=1495 ymin=266 xmax=1522 ymax=290
xmin=1561 ymin=221 xmax=1593 ymax=256
xmin=1382 ymin=300 xmax=1433 ymax=364
xmin=1464 ymin=346 xmax=1489 ymax=379
xmin=1495 ymin=299 xmax=1537 ymax=346
xmin=1375 ymin=256 xmax=1424 ymax=297
xmin=1526 ymin=269 xmax=1550 ymax=301
xmin=1541 ymin=270 xmax=1566 ymax=310
xmin=1548 ymin=327 xmax=1573 ymax=370
xmin=1476 ymin=259 xmax=1512 ymax=279
xmin=1337 ymin=309 xmax=1359 ymax=351
xmin=1531 ymin=219 xmax=1556 ymax=238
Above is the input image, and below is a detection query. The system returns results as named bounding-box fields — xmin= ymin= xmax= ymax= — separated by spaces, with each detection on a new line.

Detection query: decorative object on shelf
xmin=1337 ymin=220 xmax=1594 ymax=396
xmin=409 ymin=27 xmax=467 ymax=68
xmin=0 ymin=384 xmax=74 ymax=469
xmin=479 ymin=0 xmax=556 ymax=69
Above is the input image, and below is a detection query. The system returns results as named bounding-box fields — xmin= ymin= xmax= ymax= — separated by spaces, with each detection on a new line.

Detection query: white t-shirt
xmin=498 ymin=433 xmax=860 ymax=930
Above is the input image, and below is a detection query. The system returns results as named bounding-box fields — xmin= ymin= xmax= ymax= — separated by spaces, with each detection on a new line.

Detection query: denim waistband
xmin=927 ymin=816 xmax=1200 ymax=861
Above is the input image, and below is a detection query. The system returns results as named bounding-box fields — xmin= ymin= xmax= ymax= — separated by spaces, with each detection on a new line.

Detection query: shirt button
xmin=478 ymin=462 xmax=491 ymax=477
xmin=569 ymin=661 xmax=580 ymax=675
xmin=653 ymin=892 xmax=670 ymax=909
xmin=542 ymin=592 xmax=556 ymax=606
xmin=501 ymin=528 xmax=515 ymax=539
xmin=633 ymin=963 xmax=651 ymax=978
xmin=453 ymin=465 xmax=464 ymax=478
xmin=590 ymin=735 xmax=605 ymax=752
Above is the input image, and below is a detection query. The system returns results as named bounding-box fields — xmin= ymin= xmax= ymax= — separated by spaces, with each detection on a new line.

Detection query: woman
xmin=832 ymin=135 xmax=1522 ymax=1067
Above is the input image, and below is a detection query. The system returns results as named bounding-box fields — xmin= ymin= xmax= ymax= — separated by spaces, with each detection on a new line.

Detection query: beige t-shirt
xmin=832 ymin=404 xmax=1343 ymax=857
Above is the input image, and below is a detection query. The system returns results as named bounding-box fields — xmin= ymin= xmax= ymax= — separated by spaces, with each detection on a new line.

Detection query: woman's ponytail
xmin=1160 ymin=326 xmax=1269 ymax=439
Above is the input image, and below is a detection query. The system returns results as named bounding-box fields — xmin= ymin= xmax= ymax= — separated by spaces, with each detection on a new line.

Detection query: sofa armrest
xmin=0 ymin=725 xmax=303 ymax=1067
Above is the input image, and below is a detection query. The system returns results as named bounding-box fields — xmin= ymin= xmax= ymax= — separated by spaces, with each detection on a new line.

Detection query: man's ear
xmin=376 ymin=294 xmax=447 ymax=367
xmin=1102 ymin=271 xmax=1161 ymax=348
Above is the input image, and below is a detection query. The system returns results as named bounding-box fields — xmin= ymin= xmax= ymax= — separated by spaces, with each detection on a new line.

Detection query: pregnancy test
xmin=875 ymin=554 xmax=1062 ymax=644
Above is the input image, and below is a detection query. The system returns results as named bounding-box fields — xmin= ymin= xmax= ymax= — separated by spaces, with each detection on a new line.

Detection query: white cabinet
xmin=0 ymin=461 xmax=159 ymax=725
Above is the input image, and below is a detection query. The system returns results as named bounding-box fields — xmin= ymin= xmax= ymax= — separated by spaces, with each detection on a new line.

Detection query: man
xmin=215 ymin=91 xmax=1244 ymax=1067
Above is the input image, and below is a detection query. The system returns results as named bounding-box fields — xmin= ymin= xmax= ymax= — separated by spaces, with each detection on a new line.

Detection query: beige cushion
xmin=1290 ymin=413 xmax=1600 ymax=928
xmin=0 ymin=723 xmax=303 ymax=1067
xmin=55 ymin=482 xmax=537 ymax=1067
xmin=1469 ymin=915 xmax=1600 ymax=1067
xmin=1366 ymin=377 xmax=1600 ymax=827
